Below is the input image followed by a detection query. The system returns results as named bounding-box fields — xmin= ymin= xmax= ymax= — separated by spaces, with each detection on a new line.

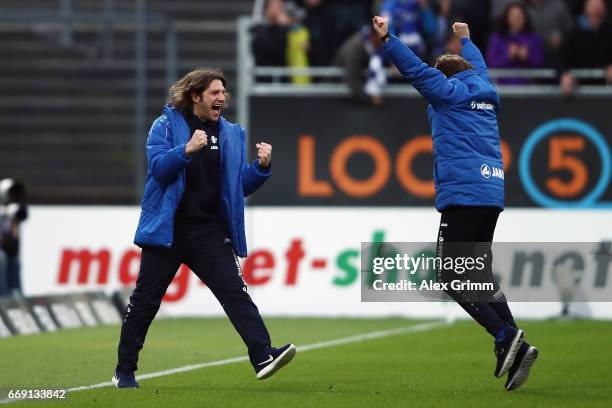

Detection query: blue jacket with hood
xmin=133 ymin=104 xmax=270 ymax=257
xmin=382 ymin=35 xmax=505 ymax=211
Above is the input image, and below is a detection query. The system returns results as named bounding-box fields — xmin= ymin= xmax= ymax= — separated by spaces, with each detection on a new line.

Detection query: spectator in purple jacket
xmin=486 ymin=2 xmax=545 ymax=84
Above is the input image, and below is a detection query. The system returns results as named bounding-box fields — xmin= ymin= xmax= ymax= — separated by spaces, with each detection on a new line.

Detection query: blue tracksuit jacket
xmin=383 ymin=34 xmax=505 ymax=210
xmin=133 ymin=104 xmax=270 ymax=256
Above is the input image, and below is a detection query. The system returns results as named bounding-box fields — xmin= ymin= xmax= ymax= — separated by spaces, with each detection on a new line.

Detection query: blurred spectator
xmin=364 ymin=0 xmax=438 ymax=103
xmin=527 ymin=0 xmax=574 ymax=60
xmin=564 ymin=0 xmax=587 ymax=17
xmin=251 ymin=0 xmax=311 ymax=84
xmin=0 ymin=240 xmax=7 ymax=296
xmin=334 ymin=26 xmax=381 ymax=104
xmin=491 ymin=0 xmax=518 ymax=22
xmin=430 ymin=0 xmax=452 ymax=58
xmin=560 ymin=0 xmax=612 ymax=94
xmin=284 ymin=1 xmax=311 ymax=84
xmin=287 ymin=24 xmax=311 ymax=84
xmin=0 ymin=219 xmax=20 ymax=295
xmin=487 ymin=2 xmax=545 ymax=83
xmin=381 ymin=0 xmax=437 ymax=57
xmin=448 ymin=0 xmax=491 ymax=49
xmin=326 ymin=0 xmax=375 ymax=53
xmin=298 ymin=0 xmax=335 ymax=66
xmin=251 ymin=0 xmax=292 ymax=68
xmin=298 ymin=0 xmax=374 ymax=67
xmin=0 ymin=179 xmax=27 ymax=296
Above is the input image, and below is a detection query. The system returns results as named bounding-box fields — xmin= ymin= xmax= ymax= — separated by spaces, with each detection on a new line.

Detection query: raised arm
xmin=373 ymin=16 xmax=459 ymax=108
xmin=453 ymin=22 xmax=491 ymax=83
xmin=239 ymin=127 xmax=271 ymax=197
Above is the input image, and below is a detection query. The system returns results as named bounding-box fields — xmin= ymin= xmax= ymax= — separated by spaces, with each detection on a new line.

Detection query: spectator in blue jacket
xmin=382 ymin=0 xmax=438 ymax=57
xmin=112 ymin=68 xmax=296 ymax=388
xmin=365 ymin=0 xmax=438 ymax=104
xmin=373 ymin=16 xmax=539 ymax=391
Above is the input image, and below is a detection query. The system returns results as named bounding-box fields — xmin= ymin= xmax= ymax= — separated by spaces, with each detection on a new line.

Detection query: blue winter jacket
xmin=133 ymin=104 xmax=271 ymax=257
xmin=382 ymin=35 xmax=505 ymax=210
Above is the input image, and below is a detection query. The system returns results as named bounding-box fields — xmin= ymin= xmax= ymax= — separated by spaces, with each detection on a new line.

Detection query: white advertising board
xmin=21 ymin=206 xmax=612 ymax=319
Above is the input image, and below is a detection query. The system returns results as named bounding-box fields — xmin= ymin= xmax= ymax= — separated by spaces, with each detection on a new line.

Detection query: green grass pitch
xmin=1 ymin=317 xmax=610 ymax=407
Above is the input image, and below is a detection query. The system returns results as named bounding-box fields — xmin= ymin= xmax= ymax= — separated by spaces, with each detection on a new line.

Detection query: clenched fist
xmin=185 ymin=129 xmax=207 ymax=155
xmin=452 ymin=22 xmax=470 ymax=40
xmin=256 ymin=142 xmax=272 ymax=168
xmin=371 ymin=16 xmax=389 ymax=40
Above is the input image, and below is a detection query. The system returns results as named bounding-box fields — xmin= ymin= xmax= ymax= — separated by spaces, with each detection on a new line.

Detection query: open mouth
xmin=212 ymin=104 xmax=222 ymax=113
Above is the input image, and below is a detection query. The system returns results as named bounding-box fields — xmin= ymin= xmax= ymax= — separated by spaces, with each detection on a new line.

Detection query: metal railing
xmin=1 ymin=0 xmax=178 ymax=201
xmin=0 ymin=3 xmax=178 ymax=84
xmin=251 ymin=67 xmax=606 ymax=81
xmin=237 ymin=17 xmax=611 ymax=129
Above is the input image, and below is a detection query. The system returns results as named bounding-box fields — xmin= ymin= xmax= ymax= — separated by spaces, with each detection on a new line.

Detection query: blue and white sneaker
xmin=112 ymin=370 xmax=140 ymax=388
xmin=505 ymin=342 xmax=539 ymax=391
xmin=255 ymin=344 xmax=296 ymax=380
xmin=494 ymin=327 xmax=524 ymax=378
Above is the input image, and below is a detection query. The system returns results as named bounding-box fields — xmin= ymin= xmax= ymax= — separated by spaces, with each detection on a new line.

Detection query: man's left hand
xmin=256 ymin=142 xmax=272 ymax=168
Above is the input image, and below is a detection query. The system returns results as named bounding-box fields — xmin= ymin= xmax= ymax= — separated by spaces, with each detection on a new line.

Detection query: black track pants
xmin=116 ymin=218 xmax=271 ymax=374
xmin=436 ymin=206 xmax=517 ymax=337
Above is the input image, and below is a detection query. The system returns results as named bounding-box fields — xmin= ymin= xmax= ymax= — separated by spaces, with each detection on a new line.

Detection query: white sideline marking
xmin=0 ymin=320 xmax=448 ymax=403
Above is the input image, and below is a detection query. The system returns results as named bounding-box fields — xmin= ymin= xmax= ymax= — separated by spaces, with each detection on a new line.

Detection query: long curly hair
xmin=168 ymin=68 xmax=228 ymax=110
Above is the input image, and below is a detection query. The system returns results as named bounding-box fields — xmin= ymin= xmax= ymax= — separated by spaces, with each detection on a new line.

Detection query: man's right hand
xmin=185 ymin=129 xmax=207 ymax=155
xmin=452 ymin=22 xmax=470 ymax=40
xmin=372 ymin=16 xmax=389 ymax=40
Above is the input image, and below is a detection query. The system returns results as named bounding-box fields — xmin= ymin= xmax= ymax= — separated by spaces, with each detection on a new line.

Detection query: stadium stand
xmin=0 ymin=0 xmax=254 ymax=204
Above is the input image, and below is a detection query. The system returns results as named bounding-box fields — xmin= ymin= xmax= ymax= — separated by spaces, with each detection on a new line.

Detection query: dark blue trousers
xmin=116 ymin=218 xmax=271 ymax=374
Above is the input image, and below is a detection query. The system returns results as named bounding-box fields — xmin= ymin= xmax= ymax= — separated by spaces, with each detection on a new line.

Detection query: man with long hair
xmin=112 ymin=68 xmax=295 ymax=388
xmin=371 ymin=17 xmax=538 ymax=391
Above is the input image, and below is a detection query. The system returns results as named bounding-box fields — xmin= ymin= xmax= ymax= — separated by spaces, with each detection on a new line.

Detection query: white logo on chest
xmin=210 ymin=135 xmax=218 ymax=150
